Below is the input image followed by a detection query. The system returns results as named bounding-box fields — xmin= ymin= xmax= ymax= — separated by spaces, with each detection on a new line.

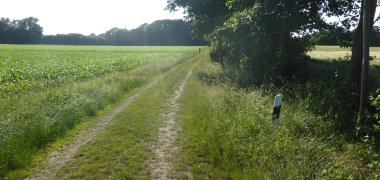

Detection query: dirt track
xmin=26 ymin=59 xmax=198 ymax=179
xmin=149 ymin=62 xmax=197 ymax=180
xmin=26 ymin=81 xmax=157 ymax=179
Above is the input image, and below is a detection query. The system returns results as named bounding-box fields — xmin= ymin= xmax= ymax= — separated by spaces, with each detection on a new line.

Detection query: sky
xmin=0 ymin=0 xmax=185 ymax=35
xmin=2 ymin=1 xmax=380 ymax=36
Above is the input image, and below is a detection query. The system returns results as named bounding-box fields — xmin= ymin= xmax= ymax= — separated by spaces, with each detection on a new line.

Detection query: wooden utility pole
xmin=360 ymin=0 xmax=370 ymax=110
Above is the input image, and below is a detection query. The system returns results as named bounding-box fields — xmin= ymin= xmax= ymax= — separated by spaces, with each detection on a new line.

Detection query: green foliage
xmin=168 ymin=0 xmax=338 ymax=85
xmin=312 ymin=26 xmax=380 ymax=47
xmin=312 ymin=27 xmax=352 ymax=46
xmin=210 ymin=0 xmax=323 ymax=85
xmin=166 ymin=0 xmax=231 ymax=37
xmin=356 ymin=88 xmax=380 ymax=142
xmin=0 ymin=17 xmax=42 ymax=44
xmin=371 ymin=89 xmax=380 ymax=113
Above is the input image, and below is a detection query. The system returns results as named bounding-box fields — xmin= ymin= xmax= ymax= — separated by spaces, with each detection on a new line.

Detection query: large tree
xmin=166 ymin=0 xmax=231 ymax=38
xmin=168 ymin=0 xmax=328 ymax=84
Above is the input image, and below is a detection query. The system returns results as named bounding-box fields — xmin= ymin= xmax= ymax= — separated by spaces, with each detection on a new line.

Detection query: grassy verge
xmin=173 ymin=52 xmax=379 ymax=179
xmin=53 ymin=51 xmax=201 ymax=179
xmin=1 ymin=53 xmax=194 ymax=178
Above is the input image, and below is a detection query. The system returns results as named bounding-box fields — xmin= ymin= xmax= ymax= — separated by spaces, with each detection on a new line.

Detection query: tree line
xmin=42 ymin=19 xmax=206 ymax=45
xmin=313 ymin=26 xmax=380 ymax=47
xmin=0 ymin=17 xmax=206 ymax=46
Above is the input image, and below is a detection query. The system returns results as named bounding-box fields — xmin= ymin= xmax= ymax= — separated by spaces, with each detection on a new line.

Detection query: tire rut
xmin=26 ymin=80 xmax=157 ymax=180
xmin=149 ymin=62 xmax=198 ymax=180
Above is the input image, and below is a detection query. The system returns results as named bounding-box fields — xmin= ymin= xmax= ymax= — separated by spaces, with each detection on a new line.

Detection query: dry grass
xmin=308 ymin=46 xmax=380 ymax=64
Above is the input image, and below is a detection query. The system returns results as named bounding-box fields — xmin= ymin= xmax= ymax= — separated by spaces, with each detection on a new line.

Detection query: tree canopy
xmin=167 ymin=0 xmax=231 ymax=37
xmin=168 ymin=0 xmax=334 ymax=85
xmin=0 ymin=17 xmax=43 ymax=44
xmin=167 ymin=0 xmax=377 ymax=85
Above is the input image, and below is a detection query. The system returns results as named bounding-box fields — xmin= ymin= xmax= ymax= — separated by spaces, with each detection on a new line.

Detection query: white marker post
xmin=272 ymin=94 xmax=283 ymax=126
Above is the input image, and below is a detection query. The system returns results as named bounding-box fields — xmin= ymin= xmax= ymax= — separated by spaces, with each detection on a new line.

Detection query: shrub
xmin=356 ymin=88 xmax=380 ymax=143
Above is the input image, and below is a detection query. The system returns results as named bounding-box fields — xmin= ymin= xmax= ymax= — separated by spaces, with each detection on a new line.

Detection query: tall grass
xmin=176 ymin=55 xmax=379 ymax=179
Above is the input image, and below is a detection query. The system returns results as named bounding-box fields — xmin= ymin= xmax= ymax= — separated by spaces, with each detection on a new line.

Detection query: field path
xmin=26 ymin=80 xmax=157 ymax=180
xmin=149 ymin=62 xmax=197 ymax=180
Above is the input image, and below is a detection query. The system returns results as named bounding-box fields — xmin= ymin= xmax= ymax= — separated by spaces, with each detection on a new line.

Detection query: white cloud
xmin=0 ymin=0 xmax=184 ymax=35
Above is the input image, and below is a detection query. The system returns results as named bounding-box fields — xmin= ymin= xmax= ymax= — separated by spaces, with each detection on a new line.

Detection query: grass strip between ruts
xmin=54 ymin=51 xmax=201 ymax=179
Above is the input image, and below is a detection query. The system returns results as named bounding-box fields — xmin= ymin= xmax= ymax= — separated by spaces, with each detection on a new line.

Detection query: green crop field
xmin=0 ymin=45 xmax=198 ymax=94
xmin=0 ymin=45 xmax=199 ymax=176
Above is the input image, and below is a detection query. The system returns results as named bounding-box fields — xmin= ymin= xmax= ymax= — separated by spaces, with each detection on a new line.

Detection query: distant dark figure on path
xmin=199 ymin=48 xmax=201 ymax=54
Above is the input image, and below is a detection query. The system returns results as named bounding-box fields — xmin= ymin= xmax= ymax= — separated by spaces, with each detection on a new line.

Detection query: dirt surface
xmin=26 ymin=81 xmax=157 ymax=180
xmin=149 ymin=63 xmax=197 ymax=180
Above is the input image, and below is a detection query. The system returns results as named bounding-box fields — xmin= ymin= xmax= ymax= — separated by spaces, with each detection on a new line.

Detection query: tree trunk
xmin=278 ymin=0 xmax=295 ymax=81
xmin=347 ymin=0 xmax=377 ymax=87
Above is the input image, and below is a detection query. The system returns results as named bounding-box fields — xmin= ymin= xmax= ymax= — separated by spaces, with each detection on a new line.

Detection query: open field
xmin=0 ymin=45 xmax=197 ymax=94
xmin=0 ymin=45 xmax=200 ymax=177
xmin=309 ymin=45 xmax=380 ymax=63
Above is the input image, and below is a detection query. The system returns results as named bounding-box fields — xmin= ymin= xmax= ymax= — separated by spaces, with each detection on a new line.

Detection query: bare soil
xmin=149 ymin=63 xmax=197 ymax=180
